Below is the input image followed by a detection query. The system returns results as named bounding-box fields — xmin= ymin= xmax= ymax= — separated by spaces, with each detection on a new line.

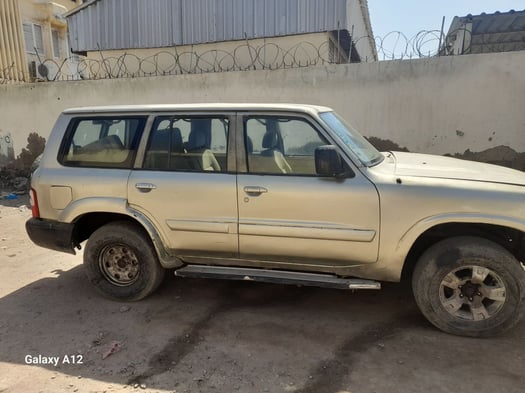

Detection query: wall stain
xmin=0 ymin=130 xmax=15 ymax=167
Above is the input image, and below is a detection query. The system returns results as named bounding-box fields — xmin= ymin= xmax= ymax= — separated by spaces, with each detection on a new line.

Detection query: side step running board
xmin=174 ymin=265 xmax=381 ymax=290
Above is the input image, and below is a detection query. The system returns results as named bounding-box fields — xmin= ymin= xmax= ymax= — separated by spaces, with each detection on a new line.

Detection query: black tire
xmin=412 ymin=236 xmax=525 ymax=337
xmin=84 ymin=221 xmax=165 ymax=301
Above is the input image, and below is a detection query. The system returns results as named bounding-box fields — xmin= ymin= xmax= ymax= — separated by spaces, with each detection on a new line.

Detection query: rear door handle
xmin=243 ymin=186 xmax=268 ymax=195
xmin=135 ymin=183 xmax=157 ymax=192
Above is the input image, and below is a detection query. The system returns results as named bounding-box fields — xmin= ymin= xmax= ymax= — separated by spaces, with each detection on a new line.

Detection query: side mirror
xmin=315 ymin=145 xmax=352 ymax=178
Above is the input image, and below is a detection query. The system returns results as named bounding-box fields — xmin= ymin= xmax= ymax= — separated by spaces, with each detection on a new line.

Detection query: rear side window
xmin=60 ymin=117 xmax=146 ymax=168
xmin=143 ymin=116 xmax=229 ymax=172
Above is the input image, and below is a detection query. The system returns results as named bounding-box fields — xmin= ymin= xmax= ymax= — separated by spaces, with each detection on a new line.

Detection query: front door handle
xmin=243 ymin=186 xmax=268 ymax=195
xmin=135 ymin=183 xmax=157 ymax=193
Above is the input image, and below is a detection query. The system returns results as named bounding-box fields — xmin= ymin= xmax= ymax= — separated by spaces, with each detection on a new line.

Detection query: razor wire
xmin=34 ymin=40 xmax=341 ymax=82
xmin=1 ymin=29 xmax=481 ymax=84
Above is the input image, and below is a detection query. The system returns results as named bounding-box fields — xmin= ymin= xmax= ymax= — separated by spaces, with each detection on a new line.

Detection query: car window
xmin=245 ymin=116 xmax=328 ymax=175
xmin=143 ymin=116 xmax=229 ymax=172
xmin=60 ymin=117 xmax=146 ymax=168
xmin=320 ymin=111 xmax=384 ymax=166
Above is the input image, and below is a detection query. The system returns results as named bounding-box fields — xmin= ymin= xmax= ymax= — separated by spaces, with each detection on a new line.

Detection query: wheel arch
xmin=73 ymin=212 xmax=138 ymax=244
xmin=401 ymin=221 xmax=525 ymax=282
xmin=71 ymin=210 xmax=182 ymax=269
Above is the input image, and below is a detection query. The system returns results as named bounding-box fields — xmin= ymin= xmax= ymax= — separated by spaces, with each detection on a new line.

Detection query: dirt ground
xmin=1 ymin=196 xmax=525 ymax=393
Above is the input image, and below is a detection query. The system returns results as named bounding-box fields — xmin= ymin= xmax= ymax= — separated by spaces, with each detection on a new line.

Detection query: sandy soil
xmin=1 ymin=196 xmax=524 ymax=393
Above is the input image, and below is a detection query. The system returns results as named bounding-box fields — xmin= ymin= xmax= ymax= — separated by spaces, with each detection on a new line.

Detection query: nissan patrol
xmin=26 ymin=104 xmax=525 ymax=337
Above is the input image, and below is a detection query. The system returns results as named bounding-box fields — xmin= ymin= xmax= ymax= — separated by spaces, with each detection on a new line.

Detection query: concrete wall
xmin=1 ymin=50 xmax=524 ymax=169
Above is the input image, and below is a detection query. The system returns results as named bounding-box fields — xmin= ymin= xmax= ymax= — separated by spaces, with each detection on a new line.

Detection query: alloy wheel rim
xmin=439 ymin=265 xmax=506 ymax=321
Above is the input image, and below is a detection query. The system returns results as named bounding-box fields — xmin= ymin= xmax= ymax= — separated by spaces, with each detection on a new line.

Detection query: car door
xmin=128 ymin=113 xmax=238 ymax=258
xmin=237 ymin=112 xmax=380 ymax=268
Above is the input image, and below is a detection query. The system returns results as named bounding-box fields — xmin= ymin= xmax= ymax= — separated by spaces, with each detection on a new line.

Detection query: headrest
xmin=150 ymin=126 xmax=183 ymax=152
xmin=262 ymin=130 xmax=278 ymax=149
xmin=188 ymin=128 xmax=208 ymax=150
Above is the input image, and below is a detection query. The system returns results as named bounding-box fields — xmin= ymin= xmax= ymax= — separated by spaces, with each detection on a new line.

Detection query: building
xmin=443 ymin=9 xmax=525 ymax=55
xmin=65 ymin=0 xmax=376 ymax=78
xmin=0 ymin=0 xmax=83 ymax=83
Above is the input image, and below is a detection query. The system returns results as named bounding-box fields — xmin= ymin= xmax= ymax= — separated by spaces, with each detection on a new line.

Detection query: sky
xmin=367 ymin=0 xmax=525 ymax=57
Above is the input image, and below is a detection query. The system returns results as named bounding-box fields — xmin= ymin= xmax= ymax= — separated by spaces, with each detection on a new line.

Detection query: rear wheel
xmin=412 ymin=236 xmax=525 ymax=337
xmin=84 ymin=221 xmax=165 ymax=301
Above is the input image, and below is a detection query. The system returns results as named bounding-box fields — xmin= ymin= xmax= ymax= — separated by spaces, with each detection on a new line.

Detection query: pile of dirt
xmin=448 ymin=145 xmax=525 ymax=172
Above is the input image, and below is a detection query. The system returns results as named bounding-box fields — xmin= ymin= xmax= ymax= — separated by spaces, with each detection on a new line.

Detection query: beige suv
xmin=26 ymin=104 xmax=525 ymax=337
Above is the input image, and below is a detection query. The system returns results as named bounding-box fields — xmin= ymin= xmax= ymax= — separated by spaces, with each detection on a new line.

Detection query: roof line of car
xmin=63 ymin=103 xmax=333 ymax=114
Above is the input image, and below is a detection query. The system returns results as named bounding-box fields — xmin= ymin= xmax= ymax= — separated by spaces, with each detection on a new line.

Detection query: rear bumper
xmin=26 ymin=218 xmax=77 ymax=254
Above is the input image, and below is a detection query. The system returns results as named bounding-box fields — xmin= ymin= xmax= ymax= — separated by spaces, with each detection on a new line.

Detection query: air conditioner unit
xmin=28 ymin=61 xmax=52 ymax=81
xmin=28 ymin=61 xmax=37 ymax=79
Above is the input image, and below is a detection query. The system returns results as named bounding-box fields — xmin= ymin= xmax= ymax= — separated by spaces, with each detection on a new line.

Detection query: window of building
xmin=51 ymin=30 xmax=60 ymax=58
xmin=23 ymin=23 xmax=44 ymax=54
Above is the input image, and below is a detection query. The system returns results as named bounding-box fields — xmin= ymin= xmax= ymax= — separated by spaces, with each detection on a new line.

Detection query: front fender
xmin=397 ymin=213 xmax=525 ymax=255
xmin=381 ymin=213 xmax=525 ymax=280
xmin=355 ymin=213 xmax=525 ymax=283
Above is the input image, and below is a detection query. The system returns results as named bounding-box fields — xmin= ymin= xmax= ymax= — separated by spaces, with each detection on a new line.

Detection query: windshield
xmin=319 ymin=111 xmax=384 ymax=167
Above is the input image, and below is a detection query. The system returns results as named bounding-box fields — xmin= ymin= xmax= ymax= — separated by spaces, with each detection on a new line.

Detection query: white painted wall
xmin=347 ymin=0 xmax=376 ymax=61
xmin=1 ymin=51 xmax=524 ymax=159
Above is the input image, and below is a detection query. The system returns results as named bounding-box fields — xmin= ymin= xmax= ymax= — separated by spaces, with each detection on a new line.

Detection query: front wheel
xmin=84 ymin=221 xmax=165 ymax=301
xmin=412 ymin=236 xmax=525 ymax=337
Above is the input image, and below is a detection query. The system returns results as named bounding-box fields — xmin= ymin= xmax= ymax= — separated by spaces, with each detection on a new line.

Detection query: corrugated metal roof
xmin=446 ymin=9 xmax=525 ymax=54
xmin=448 ymin=9 xmax=525 ymax=34
xmin=67 ymin=0 xmax=359 ymax=52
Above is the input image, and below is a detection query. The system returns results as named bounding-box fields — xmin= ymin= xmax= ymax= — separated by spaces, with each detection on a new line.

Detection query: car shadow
xmin=1 ymin=263 xmax=524 ymax=393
